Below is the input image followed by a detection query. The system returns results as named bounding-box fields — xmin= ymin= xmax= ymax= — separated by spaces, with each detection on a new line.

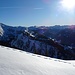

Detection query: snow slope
xmin=0 ymin=46 xmax=75 ymax=75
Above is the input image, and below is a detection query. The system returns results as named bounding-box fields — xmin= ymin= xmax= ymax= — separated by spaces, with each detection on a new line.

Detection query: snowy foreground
xmin=0 ymin=46 xmax=75 ymax=75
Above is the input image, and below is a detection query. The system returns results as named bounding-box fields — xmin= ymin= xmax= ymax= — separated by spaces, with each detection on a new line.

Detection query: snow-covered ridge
xmin=0 ymin=45 xmax=75 ymax=75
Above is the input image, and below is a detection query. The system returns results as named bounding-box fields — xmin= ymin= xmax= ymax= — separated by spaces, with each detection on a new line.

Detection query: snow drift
xmin=0 ymin=46 xmax=75 ymax=75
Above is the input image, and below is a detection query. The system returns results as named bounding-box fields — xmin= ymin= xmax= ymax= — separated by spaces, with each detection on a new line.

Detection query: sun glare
xmin=61 ymin=0 xmax=75 ymax=10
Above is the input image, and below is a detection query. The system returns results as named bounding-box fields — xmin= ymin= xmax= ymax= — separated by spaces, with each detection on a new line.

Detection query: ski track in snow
xmin=1 ymin=46 xmax=74 ymax=66
xmin=0 ymin=45 xmax=75 ymax=66
xmin=0 ymin=45 xmax=75 ymax=75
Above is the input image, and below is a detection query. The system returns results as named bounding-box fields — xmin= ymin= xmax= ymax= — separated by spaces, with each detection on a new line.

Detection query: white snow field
xmin=0 ymin=46 xmax=75 ymax=75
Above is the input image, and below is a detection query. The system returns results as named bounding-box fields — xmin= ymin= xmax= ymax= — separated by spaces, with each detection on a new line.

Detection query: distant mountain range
xmin=0 ymin=23 xmax=75 ymax=60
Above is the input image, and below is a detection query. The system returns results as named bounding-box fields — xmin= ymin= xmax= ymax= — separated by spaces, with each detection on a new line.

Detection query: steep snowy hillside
xmin=0 ymin=25 xmax=3 ymax=36
xmin=0 ymin=45 xmax=75 ymax=75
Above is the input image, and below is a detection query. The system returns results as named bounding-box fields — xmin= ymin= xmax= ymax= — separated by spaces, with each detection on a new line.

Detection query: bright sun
xmin=61 ymin=0 xmax=75 ymax=10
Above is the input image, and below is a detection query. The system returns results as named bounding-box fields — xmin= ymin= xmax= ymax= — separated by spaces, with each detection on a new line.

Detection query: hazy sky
xmin=0 ymin=0 xmax=75 ymax=26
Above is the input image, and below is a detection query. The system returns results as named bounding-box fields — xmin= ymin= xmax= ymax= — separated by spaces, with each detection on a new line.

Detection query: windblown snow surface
xmin=0 ymin=46 xmax=75 ymax=75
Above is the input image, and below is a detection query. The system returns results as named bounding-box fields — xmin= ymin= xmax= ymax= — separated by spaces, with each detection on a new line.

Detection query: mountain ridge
xmin=0 ymin=23 xmax=75 ymax=60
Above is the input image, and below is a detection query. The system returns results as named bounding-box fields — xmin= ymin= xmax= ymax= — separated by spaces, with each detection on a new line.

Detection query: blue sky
xmin=0 ymin=0 xmax=75 ymax=26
